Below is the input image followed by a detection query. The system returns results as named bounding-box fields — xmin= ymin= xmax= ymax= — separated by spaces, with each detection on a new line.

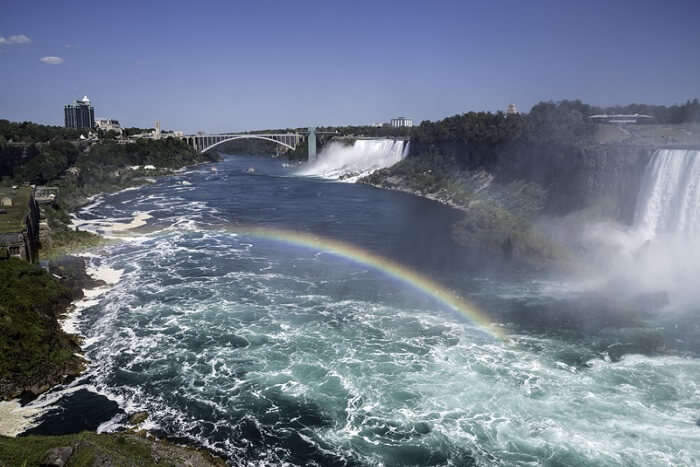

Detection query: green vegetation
xmin=37 ymin=198 xmax=105 ymax=260
xmin=0 ymin=187 xmax=32 ymax=234
xmin=0 ymin=259 xmax=82 ymax=399
xmin=0 ymin=120 xmax=81 ymax=143
xmin=42 ymin=225 xmax=105 ymax=260
xmin=122 ymin=126 xmax=155 ymax=137
xmin=1 ymin=120 xmax=217 ymax=196
xmin=0 ymin=432 xmax=226 ymax=466
xmin=51 ymin=139 xmax=216 ymax=209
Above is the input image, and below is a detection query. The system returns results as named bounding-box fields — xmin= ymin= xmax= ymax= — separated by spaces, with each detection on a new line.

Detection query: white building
xmin=587 ymin=114 xmax=654 ymax=124
xmin=391 ymin=117 xmax=413 ymax=128
xmin=506 ymin=104 xmax=519 ymax=115
xmin=95 ymin=118 xmax=123 ymax=135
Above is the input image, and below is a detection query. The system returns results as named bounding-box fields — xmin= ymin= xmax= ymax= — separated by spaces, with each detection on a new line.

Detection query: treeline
xmin=0 ymin=119 xmax=81 ymax=143
xmin=405 ymin=100 xmax=599 ymax=173
xmin=0 ymin=121 xmax=218 ymax=208
xmin=319 ymin=125 xmax=411 ymax=138
xmin=1 ymin=137 xmax=210 ymax=185
xmin=595 ymin=98 xmax=700 ymax=124
xmin=87 ymin=138 xmax=211 ymax=168
xmin=0 ymin=140 xmax=83 ymax=184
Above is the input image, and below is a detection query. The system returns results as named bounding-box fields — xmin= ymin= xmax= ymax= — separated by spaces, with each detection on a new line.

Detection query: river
xmin=19 ymin=154 xmax=700 ymax=466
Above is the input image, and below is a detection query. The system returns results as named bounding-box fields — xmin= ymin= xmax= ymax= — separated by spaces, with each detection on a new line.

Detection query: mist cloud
xmin=40 ymin=56 xmax=64 ymax=65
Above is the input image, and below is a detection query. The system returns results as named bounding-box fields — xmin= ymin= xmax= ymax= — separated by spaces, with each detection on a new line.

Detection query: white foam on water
xmin=86 ymin=263 xmax=124 ymax=285
xmin=61 ymin=256 xmax=125 ymax=336
xmin=71 ymin=211 xmax=153 ymax=238
xmin=0 ymin=400 xmax=44 ymax=437
xmin=103 ymin=211 xmax=152 ymax=232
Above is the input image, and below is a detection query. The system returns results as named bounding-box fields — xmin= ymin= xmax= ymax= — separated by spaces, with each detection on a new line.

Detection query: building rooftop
xmin=588 ymin=114 xmax=654 ymax=120
xmin=0 ymin=187 xmax=32 ymax=234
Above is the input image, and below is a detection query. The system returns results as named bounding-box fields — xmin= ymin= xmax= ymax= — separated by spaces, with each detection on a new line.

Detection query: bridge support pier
xmin=308 ymin=127 xmax=317 ymax=163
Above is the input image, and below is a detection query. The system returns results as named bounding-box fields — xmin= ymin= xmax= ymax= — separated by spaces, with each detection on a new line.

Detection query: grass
xmin=39 ymin=229 xmax=106 ymax=260
xmin=0 ymin=432 xmax=226 ymax=466
xmin=0 ymin=187 xmax=32 ymax=234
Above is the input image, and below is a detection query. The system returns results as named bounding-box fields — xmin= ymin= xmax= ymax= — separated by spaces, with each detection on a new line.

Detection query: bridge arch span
xmin=199 ymin=135 xmax=296 ymax=153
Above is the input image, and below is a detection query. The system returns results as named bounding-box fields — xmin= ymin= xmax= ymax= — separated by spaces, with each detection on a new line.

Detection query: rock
xmin=29 ymin=383 xmax=51 ymax=397
xmin=128 ymin=410 xmax=149 ymax=425
xmin=40 ymin=446 xmax=73 ymax=467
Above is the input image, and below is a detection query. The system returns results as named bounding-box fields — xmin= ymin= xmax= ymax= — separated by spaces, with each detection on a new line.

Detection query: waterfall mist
xmin=556 ymin=149 xmax=700 ymax=309
xmin=297 ymin=139 xmax=409 ymax=182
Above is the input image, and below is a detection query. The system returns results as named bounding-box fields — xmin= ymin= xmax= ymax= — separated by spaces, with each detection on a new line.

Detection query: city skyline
xmin=1 ymin=0 xmax=699 ymax=133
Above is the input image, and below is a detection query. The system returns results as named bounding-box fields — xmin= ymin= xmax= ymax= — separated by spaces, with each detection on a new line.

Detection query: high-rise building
xmin=64 ymin=96 xmax=95 ymax=129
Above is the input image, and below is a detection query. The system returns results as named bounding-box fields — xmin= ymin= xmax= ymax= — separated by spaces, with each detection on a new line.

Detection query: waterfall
xmin=634 ymin=149 xmax=700 ymax=239
xmin=297 ymin=139 xmax=409 ymax=182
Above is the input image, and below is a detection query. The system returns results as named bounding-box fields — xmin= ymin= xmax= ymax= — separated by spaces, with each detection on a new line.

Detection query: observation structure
xmin=391 ymin=117 xmax=413 ymax=128
xmin=588 ymin=114 xmax=654 ymax=124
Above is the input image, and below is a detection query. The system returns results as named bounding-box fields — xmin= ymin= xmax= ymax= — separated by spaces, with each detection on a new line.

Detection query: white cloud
xmin=0 ymin=34 xmax=31 ymax=45
xmin=40 ymin=56 xmax=64 ymax=65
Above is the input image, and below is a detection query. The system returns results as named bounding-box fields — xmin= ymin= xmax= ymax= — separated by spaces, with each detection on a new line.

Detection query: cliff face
xmin=494 ymin=143 xmax=654 ymax=223
xmin=24 ymin=192 xmax=40 ymax=262
xmin=0 ymin=187 xmax=41 ymax=263
xmin=406 ymin=141 xmax=654 ymax=224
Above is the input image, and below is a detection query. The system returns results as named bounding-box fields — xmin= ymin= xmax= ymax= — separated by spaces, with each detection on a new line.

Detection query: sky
xmin=1 ymin=0 xmax=699 ymax=133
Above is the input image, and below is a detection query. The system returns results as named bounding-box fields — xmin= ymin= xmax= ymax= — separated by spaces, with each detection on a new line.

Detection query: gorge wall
xmin=406 ymin=140 xmax=656 ymax=224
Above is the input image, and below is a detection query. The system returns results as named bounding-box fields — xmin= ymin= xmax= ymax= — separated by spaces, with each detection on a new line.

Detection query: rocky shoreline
xmin=0 ymin=257 xmax=91 ymax=402
xmin=1 ymin=431 xmax=226 ymax=466
xmin=359 ymin=175 xmax=472 ymax=212
xmin=0 ymin=160 xmax=231 ymax=465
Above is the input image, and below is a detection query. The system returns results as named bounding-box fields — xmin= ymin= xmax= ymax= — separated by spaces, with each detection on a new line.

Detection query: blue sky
xmin=1 ymin=0 xmax=699 ymax=133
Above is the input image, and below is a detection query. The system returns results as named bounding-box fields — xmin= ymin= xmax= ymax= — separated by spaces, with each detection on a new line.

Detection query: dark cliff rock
xmin=494 ymin=143 xmax=654 ymax=223
xmin=406 ymin=140 xmax=654 ymax=224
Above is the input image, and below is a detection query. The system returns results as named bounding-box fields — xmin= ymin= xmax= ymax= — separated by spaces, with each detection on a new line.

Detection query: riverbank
xmin=1 ymin=165 xmax=211 ymax=397
xmin=360 ymin=172 xmax=472 ymax=212
xmin=0 ymin=157 xmax=231 ymax=464
xmin=6 ymin=158 xmax=218 ymax=396
xmin=359 ymin=165 xmax=565 ymax=270
xmin=0 ymin=431 xmax=226 ymax=466
xmin=0 ymin=259 xmax=88 ymax=402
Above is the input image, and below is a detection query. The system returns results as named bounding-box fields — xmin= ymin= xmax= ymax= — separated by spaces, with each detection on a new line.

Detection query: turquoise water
xmin=34 ymin=155 xmax=699 ymax=465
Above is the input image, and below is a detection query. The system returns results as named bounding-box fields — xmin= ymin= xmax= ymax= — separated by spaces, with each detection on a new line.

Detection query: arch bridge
xmin=184 ymin=133 xmax=303 ymax=154
xmin=184 ymin=127 xmax=336 ymax=161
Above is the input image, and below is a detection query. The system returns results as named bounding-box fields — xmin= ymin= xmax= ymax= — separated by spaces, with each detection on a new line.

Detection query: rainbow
xmin=230 ymin=226 xmax=504 ymax=339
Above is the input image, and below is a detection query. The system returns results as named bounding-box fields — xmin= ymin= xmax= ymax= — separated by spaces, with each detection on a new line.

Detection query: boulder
xmin=128 ymin=410 xmax=149 ymax=425
xmin=39 ymin=446 xmax=73 ymax=467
